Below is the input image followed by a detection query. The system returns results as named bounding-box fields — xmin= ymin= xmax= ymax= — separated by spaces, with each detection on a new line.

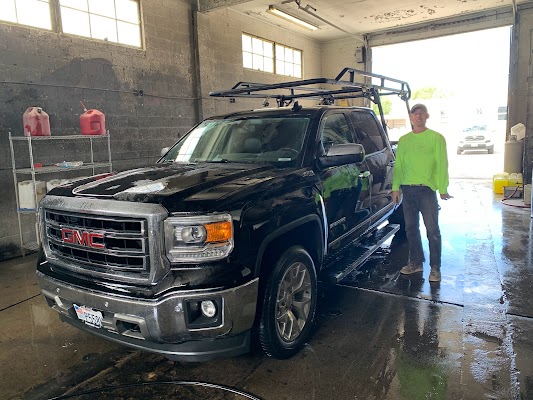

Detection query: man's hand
xmin=392 ymin=190 xmax=401 ymax=204
xmin=440 ymin=193 xmax=453 ymax=200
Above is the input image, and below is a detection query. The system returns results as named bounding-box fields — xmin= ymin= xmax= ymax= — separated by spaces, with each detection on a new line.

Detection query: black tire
xmin=457 ymin=148 xmax=462 ymax=155
xmin=488 ymin=147 xmax=494 ymax=154
xmin=259 ymin=246 xmax=317 ymax=359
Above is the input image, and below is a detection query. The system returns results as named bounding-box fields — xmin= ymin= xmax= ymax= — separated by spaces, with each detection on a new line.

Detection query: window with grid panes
xmin=59 ymin=0 xmax=141 ymax=47
xmin=242 ymin=34 xmax=302 ymax=77
xmin=275 ymin=44 xmax=302 ymax=78
xmin=242 ymin=34 xmax=274 ymax=73
xmin=1 ymin=0 xmax=52 ymax=30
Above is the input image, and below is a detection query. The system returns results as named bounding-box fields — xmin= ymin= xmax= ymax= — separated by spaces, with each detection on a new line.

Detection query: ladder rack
xmin=209 ymin=68 xmax=411 ymax=107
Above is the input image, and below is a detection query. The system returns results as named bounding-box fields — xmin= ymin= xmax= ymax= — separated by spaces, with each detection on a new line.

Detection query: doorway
xmin=371 ymin=26 xmax=511 ymax=179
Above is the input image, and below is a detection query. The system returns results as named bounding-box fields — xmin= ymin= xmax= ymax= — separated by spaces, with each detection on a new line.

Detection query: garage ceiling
xmin=200 ymin=0 xmax=525 ymax=42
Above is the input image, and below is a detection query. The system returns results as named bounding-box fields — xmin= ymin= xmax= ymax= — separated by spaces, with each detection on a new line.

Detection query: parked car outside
xmin=457 ymin=125 xmax=494 ymax=154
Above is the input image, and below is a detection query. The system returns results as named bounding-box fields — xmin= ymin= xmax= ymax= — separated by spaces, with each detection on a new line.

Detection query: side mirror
xmin=160 ymin=147 xmax=170 ymax=157
xmin=318 ymin=143 xmax=365 ymax=169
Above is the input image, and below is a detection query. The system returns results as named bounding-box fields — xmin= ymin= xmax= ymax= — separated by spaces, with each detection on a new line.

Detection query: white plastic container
xmin=18 ymin=180 xmax=46 ymax=210
xmin=509 ymin=173 xmax=523 ymax=185
xmin=511 ymin=123 xmax=526 ymax=141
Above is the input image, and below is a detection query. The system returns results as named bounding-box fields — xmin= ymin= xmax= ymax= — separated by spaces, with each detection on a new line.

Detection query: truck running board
xmin=323 ymin=223 xmax=400 ymax=285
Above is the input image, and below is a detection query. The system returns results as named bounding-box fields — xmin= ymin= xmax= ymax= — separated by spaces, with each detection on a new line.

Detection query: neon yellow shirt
xmin=392 ymin=128 xmax=449 ymax=194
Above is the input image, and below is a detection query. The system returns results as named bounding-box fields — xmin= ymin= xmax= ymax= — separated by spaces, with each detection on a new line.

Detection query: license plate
xmin=470 ymin=143 xmax=478 ymax=147
xmin=73 ymin=304 xmax=103 ymax=328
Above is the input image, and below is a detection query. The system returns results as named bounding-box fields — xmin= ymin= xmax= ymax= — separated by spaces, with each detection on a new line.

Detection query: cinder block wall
xmin=197 ymin=8 xmax=322 ymax=117
xmin=0 ymin=0 xmax=197 ymax=260
xmin=321 ymin=37 xmax=366 ymax=107
xmin=321 ymin=37 xmax=364 ymax=79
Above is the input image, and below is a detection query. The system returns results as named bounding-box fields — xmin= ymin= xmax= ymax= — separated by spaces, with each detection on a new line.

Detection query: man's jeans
xmin=400 ymin=185 xmax=441 ymax=269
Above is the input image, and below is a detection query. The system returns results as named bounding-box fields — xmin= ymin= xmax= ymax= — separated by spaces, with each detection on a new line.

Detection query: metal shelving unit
xmin=9 ymin=132 xmax=112 ymax=255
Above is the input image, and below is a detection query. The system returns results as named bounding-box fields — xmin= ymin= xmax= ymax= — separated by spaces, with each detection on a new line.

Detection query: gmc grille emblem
xmin=61 ymin=228 xmax=105 ymax=249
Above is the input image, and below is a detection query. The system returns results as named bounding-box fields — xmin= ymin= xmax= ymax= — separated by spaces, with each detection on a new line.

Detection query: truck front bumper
xmin=37 ymin=271 xmax=259 ymax=362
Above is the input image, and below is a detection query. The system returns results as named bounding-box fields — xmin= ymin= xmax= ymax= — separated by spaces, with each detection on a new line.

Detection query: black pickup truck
xmin=36 ymin=68 xmax=410 ymax=361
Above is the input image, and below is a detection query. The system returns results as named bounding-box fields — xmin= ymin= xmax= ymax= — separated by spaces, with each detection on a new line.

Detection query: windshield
xmin=161 ymin=117 xmax=310 ymax=164
xmin=463 ymin=125 xmax=487 ymax=132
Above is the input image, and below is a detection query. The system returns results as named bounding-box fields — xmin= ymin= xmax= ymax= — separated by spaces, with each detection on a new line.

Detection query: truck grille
xmin=44 ymin=209 xmax=150 ymax=274
xmin=465 ymin=135 xmax=485 ymax=141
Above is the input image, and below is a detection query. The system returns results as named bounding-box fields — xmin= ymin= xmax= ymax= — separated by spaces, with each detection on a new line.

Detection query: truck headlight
xmin=164 ymin=214 xmax=234 ymax=263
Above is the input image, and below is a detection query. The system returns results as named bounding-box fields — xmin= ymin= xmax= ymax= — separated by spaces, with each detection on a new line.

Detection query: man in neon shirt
xmin=392 ymin=103 xmax=452 ymax=282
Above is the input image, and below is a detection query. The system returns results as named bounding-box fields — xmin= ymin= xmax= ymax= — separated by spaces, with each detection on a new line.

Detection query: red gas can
xmin=80 ymin=109 xmax=106 ymax=135
xmin=23 ymin=107 xmax=51 ymax=136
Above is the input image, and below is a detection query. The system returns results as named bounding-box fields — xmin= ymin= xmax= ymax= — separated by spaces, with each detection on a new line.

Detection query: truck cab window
xmin=351 ymin=111 xmax=386 ymax=154
xmin=320 ymin=113 xmax=354 ymax=153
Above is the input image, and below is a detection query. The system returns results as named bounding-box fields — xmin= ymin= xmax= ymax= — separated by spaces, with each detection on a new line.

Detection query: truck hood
xmin=52 ymin=163 xmax=307 ymax=212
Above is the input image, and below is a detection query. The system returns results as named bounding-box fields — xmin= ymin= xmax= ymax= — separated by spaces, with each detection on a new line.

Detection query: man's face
xmin=409 ymin=109 xmax=429 ymax=128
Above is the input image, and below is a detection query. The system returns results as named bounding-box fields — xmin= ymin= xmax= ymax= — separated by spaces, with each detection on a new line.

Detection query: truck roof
xmin=207 ymin=105 xmax=376 ymax=121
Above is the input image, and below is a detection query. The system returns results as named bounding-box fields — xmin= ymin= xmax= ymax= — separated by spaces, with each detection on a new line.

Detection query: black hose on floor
xmin=501 ymin=198 xmax=530 ymax=208
xmin=48 ymin=381 xmax=263 ymax=400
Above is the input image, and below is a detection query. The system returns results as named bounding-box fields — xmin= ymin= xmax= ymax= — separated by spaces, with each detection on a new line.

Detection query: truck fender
xmin=253 ymin=214 xmax=324 ymax=277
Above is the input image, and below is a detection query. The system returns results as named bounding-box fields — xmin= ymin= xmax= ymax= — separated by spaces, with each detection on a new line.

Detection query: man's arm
xmin=392 ymin=139 xmax=404 ymax=192
xmin=436 ymin=134 xmax=452 ymax=200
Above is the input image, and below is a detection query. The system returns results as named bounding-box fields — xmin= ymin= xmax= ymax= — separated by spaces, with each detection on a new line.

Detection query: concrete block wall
xmin=0 ymin=0 xmax=197 ymax=260
xmin=196 ymin=8 xmax=322 ymax=118
xmin=321 ymin=37 xmax=364 ymax=79
xmin=321 ymin=37 xmax=367 ymax=108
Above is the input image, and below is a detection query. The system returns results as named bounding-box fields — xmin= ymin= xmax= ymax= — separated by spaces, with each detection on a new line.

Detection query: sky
xmin=372 ymin=26 xmax=512 ymax=132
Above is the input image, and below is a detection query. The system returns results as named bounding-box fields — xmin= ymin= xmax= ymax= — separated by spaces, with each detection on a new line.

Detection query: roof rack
xmin=210 ymin=67 xmax=410 ymax=105
xmin=209 ymin=68 xmax=411 ymax=136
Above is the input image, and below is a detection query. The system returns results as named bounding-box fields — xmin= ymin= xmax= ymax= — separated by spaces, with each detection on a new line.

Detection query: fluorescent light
xmin=267 ymin=5 xmax=319 ymax=31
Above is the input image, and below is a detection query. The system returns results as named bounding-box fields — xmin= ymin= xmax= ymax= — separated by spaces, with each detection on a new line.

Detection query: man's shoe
xmin=429 ymin=267 xmax=441 ymax=282
xmin=400 ymin=264 xmax=423 ymax=275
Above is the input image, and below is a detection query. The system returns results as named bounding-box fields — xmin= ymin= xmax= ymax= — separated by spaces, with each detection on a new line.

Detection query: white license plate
xmin=73 ymin=304 xmax=103 ymax=328
xmin=470 ymin=143 xmax=478 ymax=147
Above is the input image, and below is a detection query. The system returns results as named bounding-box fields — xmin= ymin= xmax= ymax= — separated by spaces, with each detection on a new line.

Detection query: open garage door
xmin=371 ymin=26 xmax=511 ymax=179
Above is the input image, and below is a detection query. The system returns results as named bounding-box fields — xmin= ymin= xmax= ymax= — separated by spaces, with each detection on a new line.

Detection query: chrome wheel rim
xmin=275 ymin=262 xmax=312 ymax=342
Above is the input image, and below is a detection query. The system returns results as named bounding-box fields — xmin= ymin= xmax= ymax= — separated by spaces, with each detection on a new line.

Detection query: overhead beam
xmin=198 ymin=0 xmax=253 ymax=13
xmin=367 ymin=7 xmax=515 ymax=47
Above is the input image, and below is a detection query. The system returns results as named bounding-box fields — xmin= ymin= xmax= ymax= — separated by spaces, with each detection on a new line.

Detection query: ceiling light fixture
xmin=267 ymin=5 xmax=319 ymax=31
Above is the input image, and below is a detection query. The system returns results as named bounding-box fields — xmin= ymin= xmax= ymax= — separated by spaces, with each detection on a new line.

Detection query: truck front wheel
xmin=259 ymin=246 xmax=317 ymax=359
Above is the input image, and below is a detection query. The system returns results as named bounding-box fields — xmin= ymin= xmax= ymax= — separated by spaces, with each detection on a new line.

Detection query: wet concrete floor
xmin=1 ymin=179 xmax=533 ymax=400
